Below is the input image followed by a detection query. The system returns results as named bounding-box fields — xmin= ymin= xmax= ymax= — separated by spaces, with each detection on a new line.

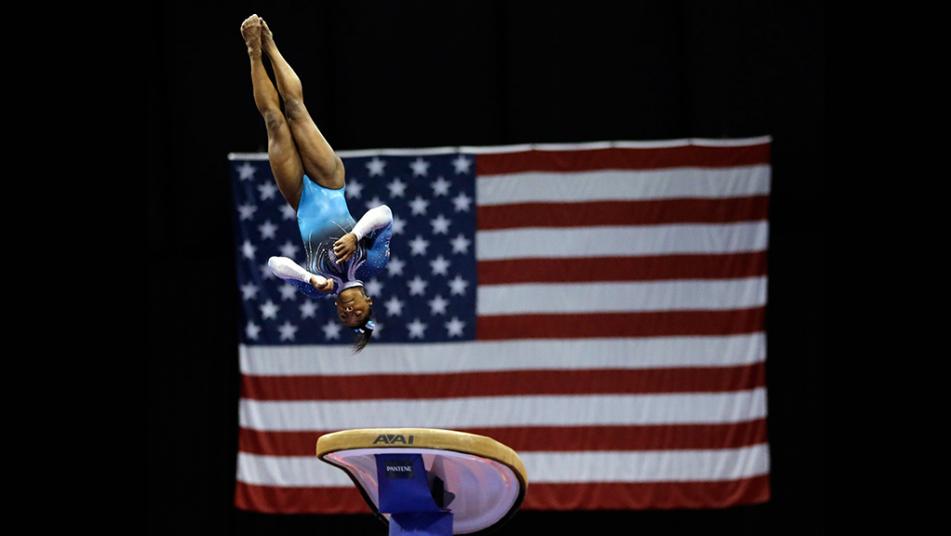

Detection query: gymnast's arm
xmin=267 ymin=256 xmax=335 ymax=293
xmin=333 ymin=205 xmax=393 ymax=264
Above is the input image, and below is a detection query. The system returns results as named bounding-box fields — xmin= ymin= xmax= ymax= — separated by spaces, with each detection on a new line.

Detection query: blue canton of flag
xmin=230 ymin=153 xmax=477 ymax=346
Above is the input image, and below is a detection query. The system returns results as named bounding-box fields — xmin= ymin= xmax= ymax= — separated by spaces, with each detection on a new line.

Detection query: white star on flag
xmin=240 ymin=283 xmax=259 ymax=301
xmin=387 ymin=257 xmax=406 ymax=277
xmin=450 ymin=234 xmax=471 ymax=254
xmin=241 ymin=240 xmax=257 ymax=260
xmin=407 ymin=276 xmax=429 ymax=296
xmin=387 ymin=178 xmax=407 ymax=198
xmin=445 ymin=317 xmax=466 ymax=337
xmin=409 ymin=196 xmax=430 ymax=215
xmin=280 ymin=241 xmax=300 ymax=258
xmin=384 ymin=296 xmax=404 ymax=316
xmin=430 ymin=214 xmax=451 ymax=234
xmin=407 ymin=318 xmax=428 ymax=339
xmin=258 ymin=220 xmax=278 ymax=240
xmin=347 ymin=179 xmax=364 ymax=199
xmin=409 ymin=235 xmax=430 ymax=256
xmin=367 ymin=157 xmax=386 ymax=176
xmin=238 ymin=203 xmax=257 ymax=220
xmin=245 ymin=321 xmax=261 ymax=340
xmin=452 ymin=155 xmax=472 ymax=174
xmin=430 ymin=255 xmax=450 ymax=276
xmin=452 ymin=192 xmax=472 ymax=212
xmin=431 ymin=176 xmax=451 ymax=196
xmin=238 ymin=162 xmax=257 ymax=180
xmin=260 ymin=264 xmax=276 ymax=280
xmin=299 ymin=300 xmax=317 ymax=319
xmin=366 ymin=278 xmax=384 ymax=297
xmin=258 ymin=182 xmax=278 ymax=201
xmin=410 ymin=157 xmax=430 ymax=177
xmin=278 ymin=321 xmax=298 ymax=341
xmin=449 ymin=275 xmax=469 ymax=296
xmin=392 ymin=216 xmax=406 ymax=235
xmin=366 ymin=196 xmax=384 ymax=210
xmin=322 ymin=321 xmax=342 ymax=340
xmin=279 ymin=284 xmax=297 ymax=301
xmin=280 ymin=204 xmax=296 ymax=220
xmin=428 ymin=294 xmax=448 ymax=315
xmin=260 ymin=300 xmax=280 ymax=319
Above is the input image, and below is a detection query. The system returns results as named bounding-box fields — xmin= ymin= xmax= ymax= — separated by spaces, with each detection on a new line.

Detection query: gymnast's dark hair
xmin=352 ymin=306 xmax=375 ymax=353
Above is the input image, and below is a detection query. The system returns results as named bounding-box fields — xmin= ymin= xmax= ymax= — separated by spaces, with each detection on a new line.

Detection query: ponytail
xmin=352 ymin=317 xmax=375 ymax=353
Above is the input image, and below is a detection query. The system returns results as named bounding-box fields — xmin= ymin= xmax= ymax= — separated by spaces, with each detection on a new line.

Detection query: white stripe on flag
xmin=477 ymin=166 xmax=771 ymax=206
xmin=476 ymin=222 xmax=768 ymax=260
xmin=239 ymin=334 xmax=766 ymax=376
xmin=238 ymin=452 xmax=354 ymax=487
xmin=239 ymin=389 xmax=767 ymax=431
xmin=522 ymin=445 xmax=770 ymax=483
xmin=477 ymin=277 xmax=767 ymax=315
xmin=236 ymin=444 xmax=770 ymax=487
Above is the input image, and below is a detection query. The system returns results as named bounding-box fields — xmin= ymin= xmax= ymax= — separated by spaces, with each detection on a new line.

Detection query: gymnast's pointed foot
xmin=240 ymin=14 xmax=262 ymax=57
xmin=260 ymin=17 xmax=276 ymax=55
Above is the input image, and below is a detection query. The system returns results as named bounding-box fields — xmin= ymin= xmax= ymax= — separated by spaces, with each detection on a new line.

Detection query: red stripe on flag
xmin=235 ymin=483 xmax=370 ymax=514
xmin=523 ymin=477 xmax=771 ymax=510
xmin=477 ymin=197 xmax=769 ymax=230
xmin=239 ymin=420 xmax=768 ymax=456
xmin=476 ymin=145 xmax=771 ymax=175
xmin=241 ymin=363 xmax=765 ymax=401
xmin=234 ymin=477 xmax=771 ymax=513
xmin=478 ymin=252 xmax=767 ymax=285
xmin=477 ymin=308 xmax=765 ymax=340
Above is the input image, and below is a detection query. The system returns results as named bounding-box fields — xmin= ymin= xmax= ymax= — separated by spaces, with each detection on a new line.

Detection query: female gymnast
xmin=241 ymin=14 xmax=392 ymax=351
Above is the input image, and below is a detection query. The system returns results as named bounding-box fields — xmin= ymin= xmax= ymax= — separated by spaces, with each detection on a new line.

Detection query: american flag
xmin=228 ymin=137 xmax=771 ymax=513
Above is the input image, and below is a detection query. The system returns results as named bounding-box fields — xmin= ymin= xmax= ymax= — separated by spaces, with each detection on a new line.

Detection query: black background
xmin=147 ymin=1 xmax=823 ymax=534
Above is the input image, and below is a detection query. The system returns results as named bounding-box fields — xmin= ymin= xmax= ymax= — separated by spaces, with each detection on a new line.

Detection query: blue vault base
xmin=377 ymin=453 xmax=453 ymax=536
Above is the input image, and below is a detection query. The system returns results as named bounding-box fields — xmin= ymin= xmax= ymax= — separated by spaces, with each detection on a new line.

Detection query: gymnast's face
xmin=335 ymin=287 xmax=373 ymax=327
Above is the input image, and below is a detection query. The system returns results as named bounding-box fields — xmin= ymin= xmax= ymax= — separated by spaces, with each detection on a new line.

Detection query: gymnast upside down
xmin=241 ymin=14 xmax=392 ymax=351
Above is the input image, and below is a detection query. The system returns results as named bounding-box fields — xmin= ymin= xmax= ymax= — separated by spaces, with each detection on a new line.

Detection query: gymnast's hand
xmin=333 ymin=233 xmax=358 ymax=264
xmin=310 ymin=275 xmax=334 ymax=293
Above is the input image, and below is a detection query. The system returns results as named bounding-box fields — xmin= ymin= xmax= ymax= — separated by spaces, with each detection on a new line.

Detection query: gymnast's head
xmin=335 ymin=286 xmax=375 ymax=352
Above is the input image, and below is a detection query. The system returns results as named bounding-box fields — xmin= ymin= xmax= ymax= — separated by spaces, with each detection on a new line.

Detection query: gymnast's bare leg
xmin=260 ymin=17 xmax=345 ymax=190
xmin=241 ymin=14 xmax=305 ymax=210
